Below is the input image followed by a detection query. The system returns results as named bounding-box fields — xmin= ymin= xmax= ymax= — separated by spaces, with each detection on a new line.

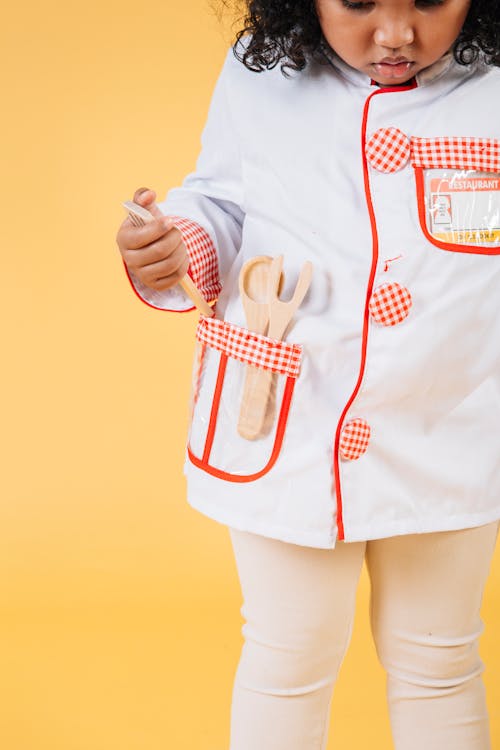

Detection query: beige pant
xmin=228 ymin=521 xmax=499 ymax=750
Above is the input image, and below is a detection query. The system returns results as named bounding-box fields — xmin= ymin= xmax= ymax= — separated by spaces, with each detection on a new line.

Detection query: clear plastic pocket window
xmin=424 ymin=169 xmax=500 ymax=247
xmin=187 ymin=316 xmax=302 ymax=482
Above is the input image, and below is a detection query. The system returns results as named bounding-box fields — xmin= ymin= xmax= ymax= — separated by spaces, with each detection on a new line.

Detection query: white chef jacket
xmin=127 ymin=46 xmax=500 ymax=549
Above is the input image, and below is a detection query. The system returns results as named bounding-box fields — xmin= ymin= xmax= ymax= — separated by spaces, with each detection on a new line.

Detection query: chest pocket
xmin=411 ymin=136 xmax=500 ymax=255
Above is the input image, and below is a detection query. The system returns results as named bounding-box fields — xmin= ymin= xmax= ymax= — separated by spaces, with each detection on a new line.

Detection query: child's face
xmin=315 ymin=0 xmax=471 ymax=85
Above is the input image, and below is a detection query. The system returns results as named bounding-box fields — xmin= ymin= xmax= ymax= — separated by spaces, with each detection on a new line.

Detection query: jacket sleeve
xmin=127 ymin=50 xmax=244 ymax=312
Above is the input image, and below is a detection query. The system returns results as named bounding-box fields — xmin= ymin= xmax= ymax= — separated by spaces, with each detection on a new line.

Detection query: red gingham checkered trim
xmin=411 ymin=137 xmax=500 ymax=171
xmin=339 ymin=418 xmax=371 ymax=461
xmin=196 ymin=317 xmax=302 ymax=378
xmin=369 ymin=282 xmax=413 ymax=326
xmin=170 ymin=216 xmax=221 ymax=302
xmin=366 ymin=127 xmax=411 ymax=173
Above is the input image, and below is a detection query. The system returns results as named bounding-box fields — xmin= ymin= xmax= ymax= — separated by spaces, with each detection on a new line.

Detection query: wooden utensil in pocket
xmin=238 ymin=255 xmax=313 ymax=440
xmin=237 ymin=256 xmax=278 ymax=440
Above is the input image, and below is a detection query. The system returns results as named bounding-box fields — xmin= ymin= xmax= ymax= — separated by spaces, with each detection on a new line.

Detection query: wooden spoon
xmin=238 ymin=255 xmax=275 ymax=335
xmin=237 ymin=256 xmax=280 ymax=440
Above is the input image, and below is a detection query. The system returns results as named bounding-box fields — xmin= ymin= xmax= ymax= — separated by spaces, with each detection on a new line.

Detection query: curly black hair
xmin=227 ymin=0 xmax=500 ymax=74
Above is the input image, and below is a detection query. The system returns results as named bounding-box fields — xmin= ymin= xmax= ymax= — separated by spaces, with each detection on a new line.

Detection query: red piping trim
xmin=188 ymin=375 xmax=297 ymax=483
xmin=415 ymin=168 xmax=500 ymax=256
xmin=333 ymin=79 xmax=417 ymax=541
xmin=202 ymin=354 xmax=228 ymax=462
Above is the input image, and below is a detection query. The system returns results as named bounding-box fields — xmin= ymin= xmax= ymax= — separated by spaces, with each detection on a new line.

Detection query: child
xmin=116 ymin=0 xmax=500 ymax=747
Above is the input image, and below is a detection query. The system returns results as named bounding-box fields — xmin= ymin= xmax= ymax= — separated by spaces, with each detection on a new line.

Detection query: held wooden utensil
xmin=122 ymin=200 xmax=214 ymax=318
xmin=237 ymin=255 xmax=313 ymax=440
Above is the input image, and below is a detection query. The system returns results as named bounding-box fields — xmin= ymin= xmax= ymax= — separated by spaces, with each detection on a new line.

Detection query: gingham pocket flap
xmin=411 ymin=136 xmax=500 ymax=171
xmin=196 ymin=316 xmax=303 ymax=378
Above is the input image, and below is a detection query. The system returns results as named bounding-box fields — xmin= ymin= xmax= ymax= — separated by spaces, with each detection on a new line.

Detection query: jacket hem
xmin=343 ymin=510 xmax=500 ymax=543
xmin=187 ymin=493 xmax=500 ymax=549
xmin=186 ymin=493 xmax=339 ymax=549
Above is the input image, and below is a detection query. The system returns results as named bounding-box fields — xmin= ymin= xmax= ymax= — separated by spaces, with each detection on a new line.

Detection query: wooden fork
xmin=122 ymin=200 xmax=214 ymax=317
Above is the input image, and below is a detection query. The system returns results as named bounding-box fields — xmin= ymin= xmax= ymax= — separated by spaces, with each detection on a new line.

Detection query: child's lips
xmin=372 ymin=59 xmax=414 ymax=80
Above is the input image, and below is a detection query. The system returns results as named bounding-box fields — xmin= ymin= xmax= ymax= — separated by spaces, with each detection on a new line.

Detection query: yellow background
xmin=2 ymin=1 xmax=499 ymax=748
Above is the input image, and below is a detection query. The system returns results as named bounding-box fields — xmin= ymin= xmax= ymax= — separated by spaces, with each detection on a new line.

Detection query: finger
xmin=132 ymin=232 xmax=188 ymax=275
xmin=133 ymin=186 xmax=164 ymax=220
xmin=149 ymin=274 xmax=188 ymax=292
xmin=122 ymin=230 xmax=185 ymax=272
xmin=117 ymin=216 xmax=177 ymax=253
xmin=135 ymin=227 xmax=183 ymax=264
xmin=139 ymin=252 xmax=190 ymax=289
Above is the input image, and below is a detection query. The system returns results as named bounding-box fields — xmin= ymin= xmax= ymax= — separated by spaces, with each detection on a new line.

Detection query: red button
xmin=339 ymin=418 xmax=371 ymax=461
xmin=369 ymin=282 xmax=412 ymax=326
xmin=366 ymin=127 xmax=410 ymax=173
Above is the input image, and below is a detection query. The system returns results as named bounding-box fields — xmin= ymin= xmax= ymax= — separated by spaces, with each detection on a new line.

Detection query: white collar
xmin=319 ymin=43 xmax=457 ymax=88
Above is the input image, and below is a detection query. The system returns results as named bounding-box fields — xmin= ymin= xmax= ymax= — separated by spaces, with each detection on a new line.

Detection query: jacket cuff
xmin=171 ymin=216 xmax=221 ymax=303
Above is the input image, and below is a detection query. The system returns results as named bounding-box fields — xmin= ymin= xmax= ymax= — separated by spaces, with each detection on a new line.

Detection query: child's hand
xmin=116 ymin=187 xmax=190 ymax=292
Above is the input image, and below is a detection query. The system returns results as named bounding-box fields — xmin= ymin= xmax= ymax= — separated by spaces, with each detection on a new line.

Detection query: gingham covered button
xmin=369 ymin=282 xmax=412 ymax=326
xmin=366 ymin=127 xmax=411 ymax=173
xmin=339 ymin=418 xmax=371 ymax=461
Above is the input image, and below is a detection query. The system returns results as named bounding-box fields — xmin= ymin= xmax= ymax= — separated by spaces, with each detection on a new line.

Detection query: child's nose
xmin=373 ymin=15 xmax=415 ymax=49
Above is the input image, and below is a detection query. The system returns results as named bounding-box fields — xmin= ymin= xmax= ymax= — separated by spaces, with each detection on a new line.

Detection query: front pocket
xmin=187 ymin=316 xmax=303 ymax=482
xmin=412 ymin=136 xmax=500 ymax=255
